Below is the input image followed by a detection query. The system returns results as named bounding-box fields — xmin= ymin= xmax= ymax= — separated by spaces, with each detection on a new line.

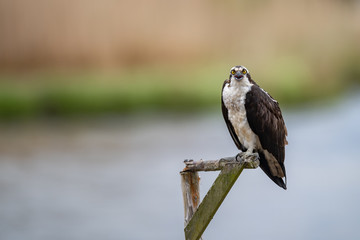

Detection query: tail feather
xmin=258 ymin=152 xmax=287 ymax=190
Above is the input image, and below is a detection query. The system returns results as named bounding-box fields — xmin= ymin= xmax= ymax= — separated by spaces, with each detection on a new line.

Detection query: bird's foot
xmin=236 ymin=151 xmax=257 ymax=161
xmin=236 ymin=151 xmax=259 ymax=168
xmin=235 ymin=152 xmax=245 ymax=162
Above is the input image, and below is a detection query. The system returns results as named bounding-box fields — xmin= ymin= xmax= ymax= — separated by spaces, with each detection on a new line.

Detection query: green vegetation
xmin=0 ymin=60 xmax=359 ymax=119
xmin=1 ymin=0 xmax=359 ymax=120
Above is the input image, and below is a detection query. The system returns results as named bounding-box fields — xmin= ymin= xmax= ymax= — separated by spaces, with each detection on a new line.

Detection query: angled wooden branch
xmin=180 ymin=153 xmax=260 ymax=240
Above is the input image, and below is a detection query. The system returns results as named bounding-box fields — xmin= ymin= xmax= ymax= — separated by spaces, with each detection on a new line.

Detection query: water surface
xmin=0 ymin=93 xmax=360 ymax=240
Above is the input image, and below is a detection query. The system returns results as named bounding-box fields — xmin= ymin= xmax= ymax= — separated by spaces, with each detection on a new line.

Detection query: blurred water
xmin=0 ymin=93 xmax=360 ymax=240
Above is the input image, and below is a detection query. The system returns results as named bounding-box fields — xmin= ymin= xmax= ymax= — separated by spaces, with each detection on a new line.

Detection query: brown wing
xmin=221 ymin=79 xmax=246 ymax=152
xmin=245 ymin=85 xmax=288 ymax=189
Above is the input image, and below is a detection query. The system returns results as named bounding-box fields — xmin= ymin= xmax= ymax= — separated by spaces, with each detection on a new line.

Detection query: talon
xmin=242 ymin=151 xmax=257 ymax=162
xmin=236 ymin=152 xmax=245 ymax=162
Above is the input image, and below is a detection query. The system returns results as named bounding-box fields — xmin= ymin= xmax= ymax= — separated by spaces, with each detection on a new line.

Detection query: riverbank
xmin=0 ymin=62 xmax=359 ymax=119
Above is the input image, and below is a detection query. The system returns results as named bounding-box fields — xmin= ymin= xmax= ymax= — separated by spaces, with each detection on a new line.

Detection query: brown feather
xmin=244 ymin=77 xmax=287 ymax=189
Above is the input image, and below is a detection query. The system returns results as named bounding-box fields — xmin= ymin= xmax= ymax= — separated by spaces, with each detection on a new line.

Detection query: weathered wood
xmin=183 ymin=154 xmax=260 ymax=172
xmin=181 ymin=171 xmax=200 ymax=226
xmin=181 ymin=153 xmax=259 ymax=240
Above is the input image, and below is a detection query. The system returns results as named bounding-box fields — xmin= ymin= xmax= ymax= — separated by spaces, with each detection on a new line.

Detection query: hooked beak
xmin=234 ymin=71 xmax=243 ymax=80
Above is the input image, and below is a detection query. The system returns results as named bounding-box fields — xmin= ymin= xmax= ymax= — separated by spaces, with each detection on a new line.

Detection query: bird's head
xmin=229 ymin=65 xmax=250 ymax=84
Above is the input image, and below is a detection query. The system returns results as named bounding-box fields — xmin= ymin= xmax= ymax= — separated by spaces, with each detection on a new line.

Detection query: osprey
xmin=221 ymin=65 xmax=288 ymax=189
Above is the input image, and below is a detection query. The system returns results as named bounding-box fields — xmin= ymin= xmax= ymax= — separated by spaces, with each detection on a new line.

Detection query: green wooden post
xmin=181 ymin=154 xmax=259 ymax=240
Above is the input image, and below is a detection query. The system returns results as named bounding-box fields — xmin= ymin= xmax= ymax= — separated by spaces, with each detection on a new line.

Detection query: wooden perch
xmin=180 ymin=153 xmax=260 ymax=240
xmin=182 ymin=153 xmax=260 ymax=172
xmin=181 ymin=171 xmax=200 ymax=227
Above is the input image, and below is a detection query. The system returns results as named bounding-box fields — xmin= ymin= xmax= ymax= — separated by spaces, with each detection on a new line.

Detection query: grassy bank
xmin=0 ymin=60 xmax=359 ymax=119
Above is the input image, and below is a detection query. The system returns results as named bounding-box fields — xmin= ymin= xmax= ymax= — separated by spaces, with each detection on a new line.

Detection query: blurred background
xmin=0 ymin=0 xmax=360 ymax=239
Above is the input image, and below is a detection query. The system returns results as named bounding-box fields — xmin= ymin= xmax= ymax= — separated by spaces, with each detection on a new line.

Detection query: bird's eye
xmin=231 ymin=70 xmax=236 ymax=75
xmin=242 ymin=69 xmax=247 ymax=74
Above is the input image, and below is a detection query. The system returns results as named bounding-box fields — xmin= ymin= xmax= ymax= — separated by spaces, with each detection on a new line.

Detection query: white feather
xmin=222 ymin=75 xmax=261 ymax=152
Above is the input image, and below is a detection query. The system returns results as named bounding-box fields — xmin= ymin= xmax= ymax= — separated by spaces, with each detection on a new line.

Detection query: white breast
xmin=222 ymin=79 xmax=260 ymax=151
